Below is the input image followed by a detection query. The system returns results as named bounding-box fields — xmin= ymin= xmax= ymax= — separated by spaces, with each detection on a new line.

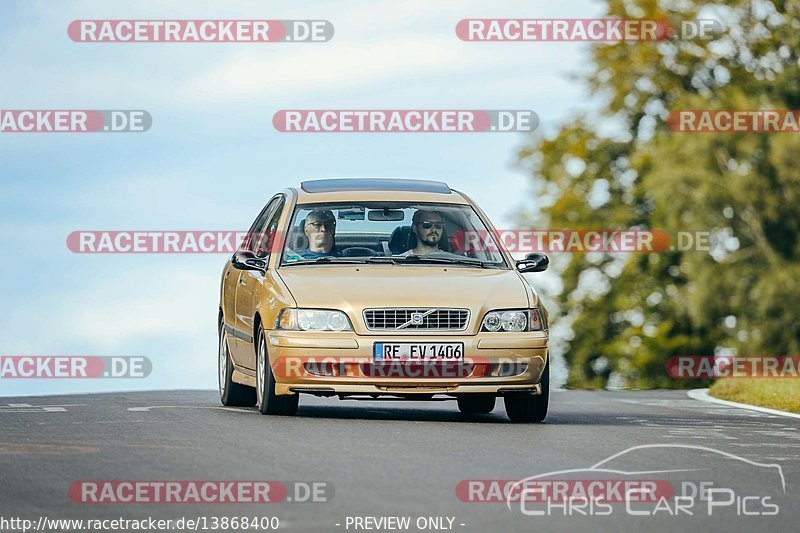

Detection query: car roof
xmin=301 ymin=178 xmax=451 ymax=194
xmin=292 ymin=178 xmax=469 ymax=204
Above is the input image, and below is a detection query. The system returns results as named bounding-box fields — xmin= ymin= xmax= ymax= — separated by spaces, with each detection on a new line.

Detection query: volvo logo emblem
xmin=395 ymin=309 xmax=437 ymax=329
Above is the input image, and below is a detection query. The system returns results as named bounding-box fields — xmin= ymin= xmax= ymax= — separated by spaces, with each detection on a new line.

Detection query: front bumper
xmin=266 ymin=330 xmax=548 ymax=396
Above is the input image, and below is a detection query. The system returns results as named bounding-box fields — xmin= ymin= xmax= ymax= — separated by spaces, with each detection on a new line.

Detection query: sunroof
xmin=301 ymin=178 xmax=451 ymax=194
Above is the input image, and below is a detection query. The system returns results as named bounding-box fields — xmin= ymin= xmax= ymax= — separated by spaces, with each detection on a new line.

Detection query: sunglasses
xmin=306 ymin=221 xmax=335 ymax=230
xmin=419 ymin=221 xmax=444 ymax=229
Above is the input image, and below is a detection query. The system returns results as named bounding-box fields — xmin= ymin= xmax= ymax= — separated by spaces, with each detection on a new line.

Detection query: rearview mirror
xmin=231 ymin=250 xmax=267 ymax=272
xmin=516 ymin=252 xmax=549 ymax=273
xmin=368 ymin=208 xmax=405 ymax=221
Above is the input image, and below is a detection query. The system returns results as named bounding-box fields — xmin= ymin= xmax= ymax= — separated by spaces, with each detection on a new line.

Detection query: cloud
xmin=0 ymin=0 xmax=590 ymax=108
xmin=0 ymin=0 xmax=600 ymax=396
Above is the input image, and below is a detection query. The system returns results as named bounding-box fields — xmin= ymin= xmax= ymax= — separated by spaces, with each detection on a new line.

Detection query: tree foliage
xmin=519 ymin=0 xmax=800 ymax=388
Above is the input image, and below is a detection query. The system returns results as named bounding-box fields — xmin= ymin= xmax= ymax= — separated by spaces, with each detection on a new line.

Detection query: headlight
xmin=276 ymin=308 xmax=353 ymax=331
xmin=481 ymin=309 xmax=546 ymax=332
xmin=501 ymin=311 xmax=528 ymax=332
xmin=483 ymin=313 xmax=503 ymax=332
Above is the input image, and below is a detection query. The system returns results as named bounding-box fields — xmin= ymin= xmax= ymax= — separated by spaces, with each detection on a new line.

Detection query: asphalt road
xmin=1 ymin=390 xmax=798 ymax=533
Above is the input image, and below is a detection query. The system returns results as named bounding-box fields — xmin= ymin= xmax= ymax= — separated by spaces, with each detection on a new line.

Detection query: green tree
xmin=519 ymin=0 xmax=800 ymax=388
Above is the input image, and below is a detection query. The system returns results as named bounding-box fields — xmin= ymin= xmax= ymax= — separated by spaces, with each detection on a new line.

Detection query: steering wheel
xmin=339 ymin=246 xmax=377 ymax=257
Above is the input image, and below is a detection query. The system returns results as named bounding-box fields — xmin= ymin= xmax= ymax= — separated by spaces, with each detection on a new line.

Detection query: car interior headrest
xmin=289 ymin=219 xmax=309 ymax=250
xmin=388 ymin=226 xmax=415 ymax=254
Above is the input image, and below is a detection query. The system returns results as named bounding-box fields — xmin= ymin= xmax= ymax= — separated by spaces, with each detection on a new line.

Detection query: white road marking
xmin=728 ymin=443 xmax=800 ymax=448
xmin=128 ymin=405 xmax=253 ymax=413
xmin=688 ymin=388 xmax=800 ymax=419
xmin=0 ymin=403 xmax=85 ymax=413
xmin=616 ymin=397 xmax=777 ymax=417
xmin=614 ymin=394 xmax=800 ymax=470
xmin=617 ymin=415 xmax=797 ymax=442
xmin=661 ymin=427 xmax=736 ymax=440
xmin=616 ymin=392 xmax=800 ymax=444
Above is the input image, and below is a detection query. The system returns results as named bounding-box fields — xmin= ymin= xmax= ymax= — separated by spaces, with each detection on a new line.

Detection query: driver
xmin=297 ymin=209 xmax=339 ymax=259
xmin=402 ymin=209 xmax=459 ymax=256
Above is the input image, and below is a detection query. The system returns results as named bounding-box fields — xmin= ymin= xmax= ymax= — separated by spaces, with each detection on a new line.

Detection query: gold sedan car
xmin=218 ymin=178 xmax=550 ymax=422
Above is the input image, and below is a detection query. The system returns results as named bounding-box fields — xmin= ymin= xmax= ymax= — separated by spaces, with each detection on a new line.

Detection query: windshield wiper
xmin=384 ymin=254 xmax=497 ymax=268
xmin=362 ymin=257 xmax=399 ymax=264
xmin=284 ymin=257 xmax=367 ymax=265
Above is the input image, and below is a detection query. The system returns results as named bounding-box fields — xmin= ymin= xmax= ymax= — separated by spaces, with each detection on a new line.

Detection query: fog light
xmin=493 ymin=362 xmax=528 ymax=377
xmin=304 ymin=362 xmax=338 ymax=376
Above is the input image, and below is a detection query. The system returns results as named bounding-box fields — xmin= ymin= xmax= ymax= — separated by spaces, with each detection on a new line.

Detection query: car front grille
xmin=363 ymin=308 xmax=470 ymax=331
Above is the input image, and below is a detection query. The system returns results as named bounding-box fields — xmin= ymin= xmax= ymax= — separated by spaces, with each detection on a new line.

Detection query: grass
xmin=709 ymin=378 xmax=800 ymax=414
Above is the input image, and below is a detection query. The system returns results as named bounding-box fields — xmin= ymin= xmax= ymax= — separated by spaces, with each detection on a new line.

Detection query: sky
xmin=0 ymin=0 xmax=602 ymax=396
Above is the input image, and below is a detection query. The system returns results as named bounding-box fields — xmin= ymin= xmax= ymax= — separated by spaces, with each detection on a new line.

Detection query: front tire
xmin=457 ymin=393 xmax=496 ymax=415
xmin=256 ymin=325 xmax=299 ymax=416
xmin=218 ymin=320 xmax=256 ymax=407
xmin=504 ymin=357 xmax=549 ymax=423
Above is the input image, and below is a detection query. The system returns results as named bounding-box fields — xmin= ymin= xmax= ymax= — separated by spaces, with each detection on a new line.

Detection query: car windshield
xmin=280 ymin=202 xmax=507 ymax=268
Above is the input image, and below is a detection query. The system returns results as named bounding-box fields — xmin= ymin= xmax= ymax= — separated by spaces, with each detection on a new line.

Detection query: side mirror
xmin=516 ymin=252 xmax=549 ymax=273
xmin=231 ymin=250 xmax=267 ymax=272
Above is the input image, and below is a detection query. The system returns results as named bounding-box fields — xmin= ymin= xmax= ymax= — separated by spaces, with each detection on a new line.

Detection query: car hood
xmin=277 ymin=266 xmax=534 ymax=334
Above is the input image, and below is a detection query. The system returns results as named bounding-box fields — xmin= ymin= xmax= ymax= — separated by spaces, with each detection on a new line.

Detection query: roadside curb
xmin=687 ymin=388 xmax=800 ymax=419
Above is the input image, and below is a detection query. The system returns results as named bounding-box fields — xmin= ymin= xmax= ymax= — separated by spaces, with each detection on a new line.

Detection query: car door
xmin=226 ymin=198 xmax=277 ymax=369
xmin=233 ymin=195 xmax=285 ymax=369
xmin=221 ymin=261 xmax=238 ymax=336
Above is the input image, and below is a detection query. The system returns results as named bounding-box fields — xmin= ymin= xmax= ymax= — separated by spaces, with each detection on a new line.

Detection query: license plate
xmin=373 ymin=342 xmax=464 ymax=362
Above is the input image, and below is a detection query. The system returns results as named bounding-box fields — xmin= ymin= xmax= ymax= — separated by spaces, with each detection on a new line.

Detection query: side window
xmin=254 ymin=197 xmax=285 ymax=258
xmin=242 ymin=197 xmax=280 ymax=252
